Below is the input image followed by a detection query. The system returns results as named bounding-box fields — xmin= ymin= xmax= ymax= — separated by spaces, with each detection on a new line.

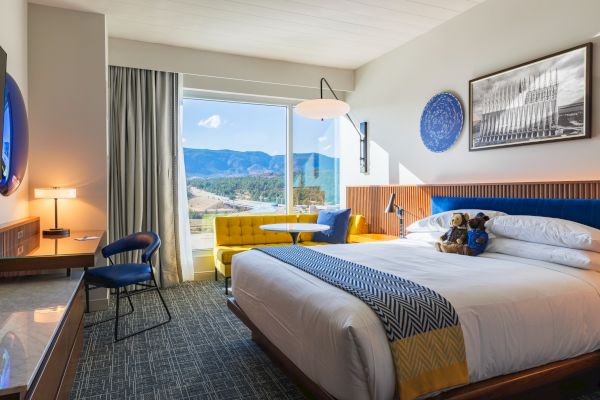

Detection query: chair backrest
xmin=102 ymin=231 xmax=161 ymax=263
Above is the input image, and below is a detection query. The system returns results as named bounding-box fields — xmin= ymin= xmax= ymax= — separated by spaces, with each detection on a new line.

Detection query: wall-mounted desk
xmin=0 ymin=216 xmax=105 ymax=273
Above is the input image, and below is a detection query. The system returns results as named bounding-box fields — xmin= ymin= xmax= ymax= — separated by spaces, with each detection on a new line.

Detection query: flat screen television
xmin=0 ymin=46 xmax=6 ymax=185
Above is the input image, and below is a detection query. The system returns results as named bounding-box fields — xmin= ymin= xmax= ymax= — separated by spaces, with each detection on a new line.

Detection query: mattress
xmin=231 ymin=239 xmax=600 ymax=400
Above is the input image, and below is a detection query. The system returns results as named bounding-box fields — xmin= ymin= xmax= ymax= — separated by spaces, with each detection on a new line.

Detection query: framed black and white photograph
xmin=469 ymin=43 xmax=592 ymax=151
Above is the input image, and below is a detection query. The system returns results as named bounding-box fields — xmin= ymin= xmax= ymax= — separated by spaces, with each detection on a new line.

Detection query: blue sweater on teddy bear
xmin=466 ymin=229 xmax=488 ymax=256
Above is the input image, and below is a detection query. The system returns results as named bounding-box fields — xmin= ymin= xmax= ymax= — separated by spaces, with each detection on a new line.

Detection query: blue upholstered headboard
xmin=431 ymin=196 xmax=600 ymax=230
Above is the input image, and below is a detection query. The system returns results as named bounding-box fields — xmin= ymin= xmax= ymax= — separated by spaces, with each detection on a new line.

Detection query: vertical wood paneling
xmin=347 ymin=182 xmax=600 ymax=236
xmin=0 ymin=217 xmax=41 ymax=277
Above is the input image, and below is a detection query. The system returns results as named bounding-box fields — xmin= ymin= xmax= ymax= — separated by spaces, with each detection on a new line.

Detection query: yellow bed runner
xmin=255 ymin=245 xmax=468 ymax=399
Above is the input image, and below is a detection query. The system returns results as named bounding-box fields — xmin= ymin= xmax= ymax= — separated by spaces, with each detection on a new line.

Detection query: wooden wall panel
xmin=347 ymin=181 xmax=600 ymax=236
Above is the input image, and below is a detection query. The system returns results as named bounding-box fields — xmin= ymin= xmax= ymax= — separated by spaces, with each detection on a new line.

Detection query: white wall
xmin=109 ymin=38 xmax=353 ymax=100
xmin=341 ymin=0 xmax=600 ymax=198
xmin=28 ymin=4 xmax=108 ymax=232
xmin=0 ymin=0 xmax=29 ymax=224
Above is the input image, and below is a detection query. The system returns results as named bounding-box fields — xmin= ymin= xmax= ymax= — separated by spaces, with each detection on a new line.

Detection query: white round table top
xmin=259 ymin=223 xmax=330 ymax=233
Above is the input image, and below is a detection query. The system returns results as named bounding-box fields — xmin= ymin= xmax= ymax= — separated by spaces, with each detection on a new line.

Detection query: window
xmin=183 ymin=96 xmax=341 ymax=250
xmin=293 ymin=113 xmax=341 ymax=213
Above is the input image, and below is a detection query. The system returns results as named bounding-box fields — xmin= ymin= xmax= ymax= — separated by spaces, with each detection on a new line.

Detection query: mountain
xmin=183 ymin=148 xmax=338 ymax=178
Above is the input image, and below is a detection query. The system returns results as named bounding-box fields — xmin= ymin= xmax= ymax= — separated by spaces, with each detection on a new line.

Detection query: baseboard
xmin=194 ymin=270 xmax=215 ymax=281
xmin=87 ymin=297 xmax=109 ymax=312
xmin=193 ymin=249 xmax=215 ymax=282
xmin=86 ymin=286 xmax=109 ymax=311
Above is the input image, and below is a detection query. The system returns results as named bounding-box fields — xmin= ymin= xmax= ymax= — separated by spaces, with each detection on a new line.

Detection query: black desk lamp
xmin=385 ymin=193 xmax=405 ymax=238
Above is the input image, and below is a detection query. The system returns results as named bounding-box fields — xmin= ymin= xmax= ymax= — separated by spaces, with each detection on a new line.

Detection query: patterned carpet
xmin=71 ymin=280 xmax=600 ymax=400
xmin=70 ymin=281 xmax=304 ymax=400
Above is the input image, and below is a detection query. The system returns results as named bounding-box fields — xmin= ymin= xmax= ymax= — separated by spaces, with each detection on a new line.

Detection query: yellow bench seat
xmin=214 ymin=241 xmax=326 ymax=276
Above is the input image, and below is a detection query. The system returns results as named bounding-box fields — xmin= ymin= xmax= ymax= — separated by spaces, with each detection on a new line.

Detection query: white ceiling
xmin=30 ymin=0 xmax=485 ymax=69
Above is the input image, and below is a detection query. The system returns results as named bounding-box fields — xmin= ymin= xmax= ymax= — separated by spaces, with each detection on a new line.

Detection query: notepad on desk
xmin=74 ymin=236 xmax=100 ymax=241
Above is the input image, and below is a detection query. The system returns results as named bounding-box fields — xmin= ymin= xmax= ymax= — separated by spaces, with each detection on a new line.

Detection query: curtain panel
xmin=108 ymin=66 xmax=193 ymax=287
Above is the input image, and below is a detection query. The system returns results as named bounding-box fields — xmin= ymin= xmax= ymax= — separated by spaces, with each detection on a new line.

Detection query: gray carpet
xmin=70 ymin=281 xmax=305 ymax=400
xmin=71 ymin=280 xmax=600 ymax=400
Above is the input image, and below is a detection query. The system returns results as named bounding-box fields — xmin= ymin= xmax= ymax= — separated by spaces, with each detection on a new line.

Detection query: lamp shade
xmin=34 ymin=187 xmax=76 ymax=199
xmin=385 ymin=193 xmax=396 ymax=213
xmin=295 ymin=98 xmax=350 ymax=120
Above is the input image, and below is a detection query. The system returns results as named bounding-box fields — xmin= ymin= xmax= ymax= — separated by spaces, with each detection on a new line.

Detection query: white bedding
xmin=231 ymin=239 xmax=600 ymax=400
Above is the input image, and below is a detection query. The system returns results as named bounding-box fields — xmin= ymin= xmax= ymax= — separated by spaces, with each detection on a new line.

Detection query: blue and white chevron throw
xmin=255 ymin=245 xmax=469 ymax=400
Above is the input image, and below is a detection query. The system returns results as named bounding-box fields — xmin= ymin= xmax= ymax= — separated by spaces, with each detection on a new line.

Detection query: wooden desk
xmin=0 ymin=229 xmax=105 ymax=273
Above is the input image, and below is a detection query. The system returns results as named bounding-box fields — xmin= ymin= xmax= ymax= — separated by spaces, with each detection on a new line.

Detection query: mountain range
xmin=183 ymin=148 xmax=338 ymax=178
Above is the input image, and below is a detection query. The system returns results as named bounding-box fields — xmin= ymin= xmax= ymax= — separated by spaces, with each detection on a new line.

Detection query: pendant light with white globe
xmin=295 ymin=78 xmax=368 ymax=173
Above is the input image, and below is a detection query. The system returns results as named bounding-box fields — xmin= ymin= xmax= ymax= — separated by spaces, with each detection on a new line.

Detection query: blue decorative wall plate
xmin=420 ymin=92 xmax=463 ymax=153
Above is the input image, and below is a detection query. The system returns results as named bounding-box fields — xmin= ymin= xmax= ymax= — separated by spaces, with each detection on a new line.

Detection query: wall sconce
xmin=34 ymin=187 xmax=76 ymax=236
xmin=295 ymin=77 xmax=368 ymax=173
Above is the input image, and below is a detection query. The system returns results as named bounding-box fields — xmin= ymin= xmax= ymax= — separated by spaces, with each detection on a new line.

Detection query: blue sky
xmin=182 ymin=98 xmax=340 ymax=157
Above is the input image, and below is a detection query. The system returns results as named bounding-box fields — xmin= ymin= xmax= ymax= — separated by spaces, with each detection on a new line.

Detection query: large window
xmin=183 ymin=96 xmax=340 ymax=250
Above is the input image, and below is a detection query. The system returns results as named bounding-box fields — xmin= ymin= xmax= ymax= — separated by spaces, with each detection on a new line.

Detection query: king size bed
xmin=228 ymin=189 xmax=600 ymax=400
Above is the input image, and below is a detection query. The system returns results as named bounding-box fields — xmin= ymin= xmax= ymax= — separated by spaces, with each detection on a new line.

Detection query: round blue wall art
xmin=420 ymin=92 xmax=463 ymax=153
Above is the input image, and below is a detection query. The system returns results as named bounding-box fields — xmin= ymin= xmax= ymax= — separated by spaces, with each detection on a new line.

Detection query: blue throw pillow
xmin=312 ymin=208 xmax=351 ymax=244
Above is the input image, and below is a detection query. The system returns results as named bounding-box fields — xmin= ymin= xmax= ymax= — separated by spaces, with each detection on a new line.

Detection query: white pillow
xmin=486 ymin=237 xmax=600 ymax=271
xmin=407 ymin=209 xmax=507 ymax=233
xmin=486 ymin=215 xmax=600 ymax=252
xmin=405 ymin=231 xmax=444 ymax=244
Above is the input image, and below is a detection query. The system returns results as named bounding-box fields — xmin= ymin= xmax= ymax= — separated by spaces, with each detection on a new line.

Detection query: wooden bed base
xmin=228 ymin=298 xmax=600 ymax=400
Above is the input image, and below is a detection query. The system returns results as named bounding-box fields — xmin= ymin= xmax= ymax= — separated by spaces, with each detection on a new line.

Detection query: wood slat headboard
xmin=346 ymin=181 xmax=600 ymax=236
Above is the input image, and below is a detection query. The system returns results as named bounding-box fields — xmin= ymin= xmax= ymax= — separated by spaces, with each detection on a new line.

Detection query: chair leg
xmin=224 ymin=277 xmax=230 ymax=295
xmin=113 ymin=279 xmax=172 ymax=342
xmin=114 ymin=287 xmax=121 ymax=342
xmin=123 ymin=286 xmax=135 ymax=313
xmin=153 ymin=278 xmax=172 ymax=322
xmin=214 ymin=268 xmax=218 ymax=281
xmin=84 ymin=287 xmax=135 ymax=329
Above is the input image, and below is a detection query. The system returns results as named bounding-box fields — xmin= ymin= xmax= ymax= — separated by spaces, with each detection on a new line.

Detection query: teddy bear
xmin=435 ymin=212 xmax=469 ymax=254
xmin=459 ymin=212 xmax=490 ymax=256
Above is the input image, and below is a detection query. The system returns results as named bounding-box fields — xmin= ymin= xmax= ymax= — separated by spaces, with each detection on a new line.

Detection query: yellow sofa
xmin=213 ymin=213 xmax=395 ymax=291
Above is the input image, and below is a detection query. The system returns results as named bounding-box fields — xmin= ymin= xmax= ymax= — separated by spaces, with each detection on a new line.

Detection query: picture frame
xmin=469 ymin=43 xmax=592 ymax=151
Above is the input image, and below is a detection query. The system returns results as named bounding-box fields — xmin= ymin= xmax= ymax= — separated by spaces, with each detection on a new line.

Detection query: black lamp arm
xmin=320 ymin=77 xmax=368 ymax=173
xmin=320 ymin=77 xmax=365 ymax=140
xmin=391 ymin=204 xmax=420 ymax=218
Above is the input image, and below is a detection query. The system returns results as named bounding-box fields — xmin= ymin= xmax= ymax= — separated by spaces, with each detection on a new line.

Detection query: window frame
xmin=183 ymin=89 xmax=306 ymax=214
xmin=183 ymin=89 xmax=341 ymax=251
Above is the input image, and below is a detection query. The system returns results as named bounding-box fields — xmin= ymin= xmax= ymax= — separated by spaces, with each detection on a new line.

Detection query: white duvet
xmin=231 ymin=239 xmax=600 ymax=400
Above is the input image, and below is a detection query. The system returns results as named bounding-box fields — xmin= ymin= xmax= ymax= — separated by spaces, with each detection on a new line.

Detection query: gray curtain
xmin=108 ymin=66 xmax=187 ymax=287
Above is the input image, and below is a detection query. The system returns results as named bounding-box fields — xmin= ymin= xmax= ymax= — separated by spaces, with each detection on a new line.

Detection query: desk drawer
xmin=3 ymin=220 xmax=39 ymax=256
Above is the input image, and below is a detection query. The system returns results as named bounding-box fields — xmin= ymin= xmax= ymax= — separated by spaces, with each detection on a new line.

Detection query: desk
xmin=0 ymin=230 xmax=105 ymax=273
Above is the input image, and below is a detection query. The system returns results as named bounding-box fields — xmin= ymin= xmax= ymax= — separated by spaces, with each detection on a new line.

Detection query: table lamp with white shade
xmin=34 ymin=187 xmax=76 ymax=236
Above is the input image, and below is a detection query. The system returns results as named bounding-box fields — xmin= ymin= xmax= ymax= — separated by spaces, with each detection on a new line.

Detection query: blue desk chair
xmin=84 ymin=232 xmax=172 ymax=341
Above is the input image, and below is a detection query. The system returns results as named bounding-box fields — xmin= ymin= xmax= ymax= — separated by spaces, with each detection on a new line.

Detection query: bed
xmin=228 ymin=191 xmax=600 ymax=400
